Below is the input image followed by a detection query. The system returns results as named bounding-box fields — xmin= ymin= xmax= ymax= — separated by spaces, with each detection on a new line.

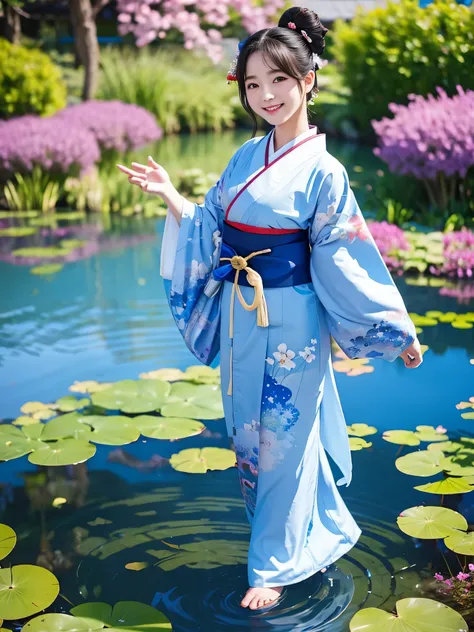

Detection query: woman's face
xmin=244 ymin=50 xmax=311 ymax=125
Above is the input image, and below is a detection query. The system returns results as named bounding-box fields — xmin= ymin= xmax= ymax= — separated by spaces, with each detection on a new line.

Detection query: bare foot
xmin=240 ymin=586 xmax=283 ymax=610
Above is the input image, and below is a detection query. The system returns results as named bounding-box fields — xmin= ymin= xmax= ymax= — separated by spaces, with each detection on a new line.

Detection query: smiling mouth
xmin=263 ymin=104 xmax=283 ymax=112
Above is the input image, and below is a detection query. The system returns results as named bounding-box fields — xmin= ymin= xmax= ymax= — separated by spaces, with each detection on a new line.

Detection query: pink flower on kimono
xmin=299 ymin=346 xmax=316 ymax=363
xmin=347 ymin=214 xmax=372 ymax=243
xmin=273 ymin=343 xmax=296 ymax=370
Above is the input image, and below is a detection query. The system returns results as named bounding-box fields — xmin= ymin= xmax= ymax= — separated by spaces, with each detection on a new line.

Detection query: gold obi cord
xmin=219 ymin=248 xmax=272 ymax=396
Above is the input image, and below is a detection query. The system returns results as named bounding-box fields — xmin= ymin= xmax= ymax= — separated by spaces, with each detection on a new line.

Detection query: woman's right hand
xmin=116 ymin=156 xmax=171 ymax=196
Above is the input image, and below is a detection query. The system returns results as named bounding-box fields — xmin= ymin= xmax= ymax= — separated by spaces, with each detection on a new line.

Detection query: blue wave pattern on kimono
xmin=160 ymin=127 xmax=415 ymax=588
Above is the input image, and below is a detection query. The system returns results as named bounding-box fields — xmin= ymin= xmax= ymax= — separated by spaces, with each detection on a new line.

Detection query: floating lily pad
xmin=452 ymin=320 xmax=473 ymax=329
xmin=69 ymin=381 xmax=112 ymax=394
xmin=437 ymin=312 xmax=458 ymax=323
xmin=183 ymin=365 xmax=221 ymax=385
xmin=395 ymin=449 xmax=444 ymax=477
xmin=55 ymin=396 xmax=90 ymax=412
xmin=28 ymin=439 xmax=96 ymax=466
xmin=22 ymin=424 xmax=44 ymax=440
xmin=82 ymin=416 xmax=140 ymax=445
xmin=349 ymin=437 xmax=372 ymax=450
xmin=12 ymin=247 xmax=71 ymax=258
xmin=70 ymin=600 xmax=172 ymax=630
xmin=414 ymin=477 xmax=474 ymax=495
xmin=60 ymin=239 xmax=87 ymax=250
xmin=427 ymin=441 xmax=463 ymax=454
xmin=332 ymin=358 xmax=374 ymax=376
xmin=413 ymin=425 xmax=449 ymax=443
xmin=139 ymin=368 xmax=188 ymax=382
xmin=30 ymin=264 xmax=64 ymax=276
xmin=134 ymin=415 xmax=205 ymax=440
xmin=170 ymin=447 xmax=236 ymax=473
xmin=92 ymin=380 xmax=170 ymax=413
xmin=444 ymin=531 xmax=474 ymax=555
xmin=0 ymin=226 xmax=37 ymax=237
xmin=0 ymin=564 xmax=59 ymax=620
xmin=20 ymin=401 xmax=51 ymax=415
xmin=40 ymin=413 xmax=92 ymax=440
xmin=397 ymin=505 xmax=467 ymax=539
xmin=382 ymin=430 xmax=420 ymax=446
xmin=347 ymin=423 xmax=377 ymax=437
xmin=349 ymin=597 xmax=468 ymax=632
xmin=408 ymin=314 xmax=438 ymax=327
xmin=442 ymin=453 xmax=474 ymax=477
xmin=125 ymin=562 xmax=149 ymax=571
xmin=461 ymin=412 xmax=474 ymax=419
xmin=23 ymin=613 xmax=103 ymax=631
xmin=160 ymin=383 xmax=224 ymax=420
xmin=0 ymin=425 xmax=36 ymax=461
xmin=0 ymin=524 xmax=16 ymax=560
xmin=12 ymin=416 xmax=39 ymax=426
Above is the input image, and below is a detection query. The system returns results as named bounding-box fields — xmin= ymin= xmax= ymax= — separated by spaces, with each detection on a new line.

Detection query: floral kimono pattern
xmin=160 ymin=126 xmax=416 ymax=588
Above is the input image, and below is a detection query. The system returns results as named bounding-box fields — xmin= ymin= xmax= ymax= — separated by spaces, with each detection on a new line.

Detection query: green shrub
xmin=0 ymin=40 xmax=67 ymax=118
xmin=98 ymin=47 xmax=235 ymax=134
xmin=332 ymin=0 xmax=474 ymax=132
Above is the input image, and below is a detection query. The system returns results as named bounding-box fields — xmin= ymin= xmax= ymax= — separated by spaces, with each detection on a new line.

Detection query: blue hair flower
xmin=238 ymin=37 xmax=250 ymax=52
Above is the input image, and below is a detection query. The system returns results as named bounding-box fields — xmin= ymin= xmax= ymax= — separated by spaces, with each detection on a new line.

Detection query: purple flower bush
xmin=0 ymin=115 xmax=100 ymax=179
xmin=430 ymin=228 xmax=474 ymax=279
xmin=372 ymin=87 xmax=474 ymax=210
xmin=56 ymin=100 xmax=162 ymax=153
xmin=368 ymin=221 xmax=410 ymax=274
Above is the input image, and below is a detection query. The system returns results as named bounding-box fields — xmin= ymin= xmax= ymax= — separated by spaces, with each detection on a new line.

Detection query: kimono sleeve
xmin=309 ymin=164 xmax=416 ymax=363
xmin=159 ymin=147 xmax=241 ymax=366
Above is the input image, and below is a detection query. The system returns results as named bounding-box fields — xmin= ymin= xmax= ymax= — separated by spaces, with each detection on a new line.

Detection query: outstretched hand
xmin=399 ymin=338 xmax=423 ymax=368
xmin=116 ymin=156 xmax=171 ymax=196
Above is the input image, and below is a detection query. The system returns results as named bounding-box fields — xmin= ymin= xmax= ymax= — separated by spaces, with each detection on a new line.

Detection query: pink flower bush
xmin=0 ymin=115 xmax=100 ymax=178
xmin=367 ymin=221 xmax=410 ymax=273
xmin=372 ymin=87 xmax=474 ymax=181
xmin=56 ymin=101 xmax=162 ymax=153
xmin=434 ymin=567 xmax=474 ymax=607
xmin=116 ymin=0 xmax=285 ymax=62
xmin=430 ymin=229 xmax=474 ymax=279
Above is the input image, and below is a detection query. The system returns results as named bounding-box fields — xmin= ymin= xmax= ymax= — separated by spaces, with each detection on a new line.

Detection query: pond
xmin=1 ymin=130 xmax=474 ymax=631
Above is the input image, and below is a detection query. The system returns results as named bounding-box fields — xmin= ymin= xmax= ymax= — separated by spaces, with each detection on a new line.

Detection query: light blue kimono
xmin=160 ymin=127 xmax=416 ymax=589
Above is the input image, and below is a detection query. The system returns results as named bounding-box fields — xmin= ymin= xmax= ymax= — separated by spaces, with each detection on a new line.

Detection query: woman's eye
xmin=274 ymin=76 xmax=286 ymax=82
xmin=246 ymin=83 xmax=257 ymax=89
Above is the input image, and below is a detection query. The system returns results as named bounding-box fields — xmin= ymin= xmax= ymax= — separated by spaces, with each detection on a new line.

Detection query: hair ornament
xmin=313 ymin=53 xmax=327 ymax=70
xmin=287 ymin=21 xmax=297 ymax=29
xmin=300 ymin=29 xmax=312 ymax=44
xmin=227 ymin=36 xmax=249 ymax=83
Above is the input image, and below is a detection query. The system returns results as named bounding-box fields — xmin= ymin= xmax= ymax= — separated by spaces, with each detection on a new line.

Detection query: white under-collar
xmin=267 ymin=126 xmax=325 ymax=161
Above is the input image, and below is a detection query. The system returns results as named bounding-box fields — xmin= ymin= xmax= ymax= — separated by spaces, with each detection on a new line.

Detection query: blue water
xmin=1 ymin=136 xmax=474 ymax=629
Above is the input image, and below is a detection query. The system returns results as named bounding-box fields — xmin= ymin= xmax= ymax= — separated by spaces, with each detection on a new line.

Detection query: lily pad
xmin=397 ymin=505 xmax=467 ymax=539
xmin=444 ymin=531 xmax=474 ymax=555
xmin=0 ymin=425 xmax=36 ymax=461
xmin=40 ymin=412 xmax=92 ymax=440
xmin=0 ymin=564 xmax=59 ymax=620
xmin=83 ymin=416 xmax=140 ymax=445
xmin=382 ymin=430 xmax=420 ymax=446
xmin=347 ymin=423 xmax=377 ymax=437
xmin=414 ymin=477 xmax=474 ymax=494
xmin=134 ymin=415 xmax=205 ymax=440
xmin=55 ymin=396 xmax=90 ymax=412
xmin=0 ymin=211 xmax=38 ymax=218
xmin=20 ymin=401 xmax=52 ymax=415
xmin=427 ymin=440 xmax=463 ymax=454
xmin=0 ymin=524 xmax=17 ymax=560
xmin=0 ymin=226 xmax=37 ymax=237
xmin=407 ymin=314 xmax=438 ymax=327
xmin=170 ymin=447 xmax=236 ymax=473
xmin=139 ymin=368 xmax=188 ymax=382
xmin=70 ymin=600 xmax=172 ymax=630
xmin=69 ymin=381 xmax=112 ymax=394
xmin=30 ymin=264 xmax=64 ymax=276
xmin=12 ymin=416 xmax=39 ymax=426
xmin=413 ymin=425 xmax=449 ymax=443
xmin=147 ymin=539 xmax=249 ymax=571
xmin=452 ymin=320 xmax=473 ymax=329
xmin=395 ymin=449 xmax=444 ymax=477
xmin=92 ymin=380 xmax=170 ymax=414
xmin=23 ymin=613 xmax=103 ymax=631
xmin=441 ymin=453 xmax=474 ymax=477
xmin=28 ymin=438 xmax=96 ymax=466
xmin=160 ymin=383 xmax=224 ymax=420
xmin=12 ymin=247 xmax=71 ymax=258
xmin=349 ymin=437 xmax=372 ymax=450
xmin=60 ymin=239 xmax=87 ymax=250
xmin=461 ymin=412 xmax=474 ymax=419
xmin=349 ymin=597 xmax=468 ymax=632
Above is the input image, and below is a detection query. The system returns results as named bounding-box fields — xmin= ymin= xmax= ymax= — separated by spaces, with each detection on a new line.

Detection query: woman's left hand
xmin=399 ymin=338 xmax=423 ymax=368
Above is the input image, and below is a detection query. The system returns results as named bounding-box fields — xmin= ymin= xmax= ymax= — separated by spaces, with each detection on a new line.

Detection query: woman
xmin=117 ymin=6 xmax=423 ymax=612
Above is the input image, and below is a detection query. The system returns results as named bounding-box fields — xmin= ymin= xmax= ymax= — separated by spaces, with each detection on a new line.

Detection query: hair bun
xmin=278 ymin=6 xmax=328 ymax=56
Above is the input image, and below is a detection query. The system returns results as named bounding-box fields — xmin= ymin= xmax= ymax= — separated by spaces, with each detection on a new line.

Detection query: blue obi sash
xmin=212 ymin=222 xmax=312 ymax=288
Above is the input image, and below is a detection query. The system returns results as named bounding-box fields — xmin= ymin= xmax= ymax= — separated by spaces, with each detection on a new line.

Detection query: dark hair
xmin=235 ymin=6 xmax=328 ymax=137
